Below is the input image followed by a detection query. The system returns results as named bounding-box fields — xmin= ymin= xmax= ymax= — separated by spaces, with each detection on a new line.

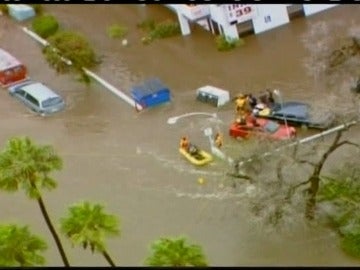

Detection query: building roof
xmin=0 ymin=48 xmax=23 ymax=71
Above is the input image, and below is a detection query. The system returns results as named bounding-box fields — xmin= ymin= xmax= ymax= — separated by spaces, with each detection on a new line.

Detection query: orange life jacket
xmin=180 ymin=138 xmax=189 ymax=149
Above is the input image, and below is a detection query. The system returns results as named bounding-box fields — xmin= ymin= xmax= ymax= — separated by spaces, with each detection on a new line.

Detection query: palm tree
xmin=0 ymin=224 xmax=47 ymax=266
xmin=145 ymin=236 xmax=208 ymax=266
xmin=60 ymin=201 xmax=119 ymax=267
xmin=0 ymin=137 xmax=70 ymax=266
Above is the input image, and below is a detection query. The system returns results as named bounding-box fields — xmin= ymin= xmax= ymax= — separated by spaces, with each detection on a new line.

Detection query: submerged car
xmin=229 ymin=117 xmax=296 ymax=140
xmin=8 ymin=80 xmax=65 ymax=115
xmin=0 ymin=48 xmax=28 ymax=88
xmin=253 ymin=101 xmax=335 ymax=130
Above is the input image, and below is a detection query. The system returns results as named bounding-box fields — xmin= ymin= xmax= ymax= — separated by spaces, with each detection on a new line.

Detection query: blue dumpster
xmin=131 ymin=78 xmax=171 ymax=109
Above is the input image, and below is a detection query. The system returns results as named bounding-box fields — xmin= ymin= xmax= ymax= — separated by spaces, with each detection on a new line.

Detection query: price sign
xmin=224 ymin=4 xmax=256 ymax=24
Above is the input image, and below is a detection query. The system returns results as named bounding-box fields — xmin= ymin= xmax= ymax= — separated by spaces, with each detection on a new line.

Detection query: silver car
xmin=8 ymin=80 xmax=65 ymax=115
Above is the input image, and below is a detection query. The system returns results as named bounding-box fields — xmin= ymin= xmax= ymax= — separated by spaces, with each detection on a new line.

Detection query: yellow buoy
xmin=198 ymin=177 xmax=205 ymax=185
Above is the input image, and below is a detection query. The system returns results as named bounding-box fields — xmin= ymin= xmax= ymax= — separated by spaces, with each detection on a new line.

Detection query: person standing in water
xmin=180 ymin=136 xmax=189 ymax=151
xmin=214 ymin=132 xmax=223 ymax=148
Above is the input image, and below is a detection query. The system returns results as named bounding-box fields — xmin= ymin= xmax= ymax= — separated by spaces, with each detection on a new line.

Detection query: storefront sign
xmin=224 ymin=4 xmax=256 ymax=24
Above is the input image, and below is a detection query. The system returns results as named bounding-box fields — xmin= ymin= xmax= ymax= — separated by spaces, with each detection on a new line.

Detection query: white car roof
xmin=21 ymin=82 xmax=60 ymax=102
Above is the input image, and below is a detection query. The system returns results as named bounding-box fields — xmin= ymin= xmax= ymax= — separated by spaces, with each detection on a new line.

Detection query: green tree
xmin=0 ymin=224 xmax=47 ymax=266
xmin=60 ymin=201 xmax=119 ymax=267
xmin=0 ymin=137 xmax=70 ymax=266
xmin=43 ymin=30 xmax=98 ymax=82
xmin=145 ymin=236 xmax=208 ymax=266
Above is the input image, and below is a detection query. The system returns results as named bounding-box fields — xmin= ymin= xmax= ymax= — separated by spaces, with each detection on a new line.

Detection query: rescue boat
xmin=179 ymin=147 xmax=213 ymax=166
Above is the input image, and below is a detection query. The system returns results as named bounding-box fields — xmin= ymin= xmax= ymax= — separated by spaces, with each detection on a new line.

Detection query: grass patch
xmin=106 ymin=23 xmax=128 ymax=39
xmin=215 ymin=35 xmax=245 ymax=52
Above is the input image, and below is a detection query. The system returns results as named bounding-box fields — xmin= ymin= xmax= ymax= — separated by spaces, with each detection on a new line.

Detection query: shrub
xmin=0 ymin=4 xmax=8 ymax=15
xmin=149 ymin=20 xmax=181 ymax=39
xmin=141 ymin=36 xmax=153 ymax=45
xmin=32 ymin=15 xmax=59 ymax=39
xmin=44 ymin=30 xmax=98 ymax=74
xmin=139 ymin=19 xmax=180 ymax=45
xmin=215 ymin=35 xmax=245 ymax=52
xmin=137 ymin=19 xmax=156 ymax=32
xmin=30 ymin=4 xmax=44 ymax=15
xmin=341 ymin=233 xmax=360 ymax=259
xmin=106 ymin=24 xmax=128 ymax=39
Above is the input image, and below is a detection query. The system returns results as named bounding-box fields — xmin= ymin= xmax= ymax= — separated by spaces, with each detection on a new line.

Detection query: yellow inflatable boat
xmin=179 ymin=146 xmax=213 ymax=166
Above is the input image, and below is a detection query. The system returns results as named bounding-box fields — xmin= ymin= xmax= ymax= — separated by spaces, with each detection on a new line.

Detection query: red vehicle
xmin=0 ymin=48 xmax=28 ymax=88
xmin=229 ymin=117 xmax=296 ymax=140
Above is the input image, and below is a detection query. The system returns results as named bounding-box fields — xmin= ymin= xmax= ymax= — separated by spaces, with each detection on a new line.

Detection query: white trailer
xmin=196 ymin=85 xmax=230 ymax=107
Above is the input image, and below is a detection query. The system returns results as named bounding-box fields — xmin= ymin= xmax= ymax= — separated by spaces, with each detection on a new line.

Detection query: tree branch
xmin=276 ymin=159 xmax=285 ymax=188
xmin=295 ymin=159 xmax=317 ymax=166
xmin=226 ymin=172 xmax=254 ymax=183
xmin=285 ymin=179 xmax=311 ymax=201
xmin=335 ymin=140 xmax=360 ymax=149
xmin=291 ymin=143 xmax=299 ymax=159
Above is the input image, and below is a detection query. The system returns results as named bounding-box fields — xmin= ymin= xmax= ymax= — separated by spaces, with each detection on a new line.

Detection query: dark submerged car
xmin=254 ymin=101 xmax=336 ymax=130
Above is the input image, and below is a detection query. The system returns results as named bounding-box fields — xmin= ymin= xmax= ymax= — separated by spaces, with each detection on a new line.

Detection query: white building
xmin=164 ymin=4 xmax=338 ymax=40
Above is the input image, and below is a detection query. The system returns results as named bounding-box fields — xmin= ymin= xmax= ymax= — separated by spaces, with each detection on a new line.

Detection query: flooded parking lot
xmin=1 ymin=4 xmax=360 ymax=266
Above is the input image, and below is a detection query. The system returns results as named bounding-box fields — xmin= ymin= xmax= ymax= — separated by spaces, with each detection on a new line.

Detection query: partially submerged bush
xmin=106 ymin=23 xmax=128 ymax=39
xmin=149 ymin=20 xmax=181 ymax=39
xmin=215 ymin=35 xmax=244 ymax=52
xmin=137 ymin=19 xmax=156 ymax=32
xmin=0 ymin=4 xmax=9 ymax=15
xmin=32 ymin=15 xmax=59 ymax=39
xmin=138 ymin=19 xmax=180 ymax=44
xmin=43 ymin=30 xmax=98 ymax=75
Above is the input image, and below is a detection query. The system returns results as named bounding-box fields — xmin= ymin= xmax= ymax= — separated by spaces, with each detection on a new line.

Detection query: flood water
xmin=1 ymin=4 xmax=360 ymax=266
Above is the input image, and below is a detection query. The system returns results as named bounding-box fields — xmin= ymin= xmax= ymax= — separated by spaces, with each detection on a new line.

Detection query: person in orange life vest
xmin=214 ymin=132 xmax=223 ymax=148
xmin=235 ymin=94 xmax=246 ymax=114
xmin=180 ymin=136 xmax=190 ymax=151
xmin=235 ymin=94 xmax=252 ymax=121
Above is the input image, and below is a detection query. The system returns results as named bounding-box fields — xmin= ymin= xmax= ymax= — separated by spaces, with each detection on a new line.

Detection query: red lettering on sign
xmin=235 ymin=6 xmax=252 ymax=18
xmin=244 ymin=6 xmax=252 ymax=14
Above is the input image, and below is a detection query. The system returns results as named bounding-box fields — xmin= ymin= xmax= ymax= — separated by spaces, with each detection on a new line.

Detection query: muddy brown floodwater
xmin=1 ymin=4 xmax=360 ymax=266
